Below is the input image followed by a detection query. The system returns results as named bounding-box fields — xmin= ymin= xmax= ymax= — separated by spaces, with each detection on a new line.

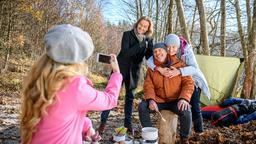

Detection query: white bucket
xmin=113 ymin=134 xmax=126 ymax=142
xmin=141 ymin=127 xmax=158 ymax=141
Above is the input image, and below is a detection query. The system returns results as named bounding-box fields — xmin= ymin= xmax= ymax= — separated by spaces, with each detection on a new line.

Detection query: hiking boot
xmin=193 ymin=117 xmax=204 ymax=133
xmin=180 ymin=137 xmax=189 ymax=144
xmin=97 ymin=123 xmax=106 ymax=134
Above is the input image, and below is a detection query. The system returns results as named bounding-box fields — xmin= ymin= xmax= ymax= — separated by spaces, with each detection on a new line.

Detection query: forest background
xmin=1 ymin=0 xmax=255 ymax=99
xmin=0 ymin=0 xmax=255 ymax=143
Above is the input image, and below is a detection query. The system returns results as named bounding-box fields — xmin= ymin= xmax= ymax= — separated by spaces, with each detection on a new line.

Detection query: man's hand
xmin=178 ymin=99 xmax=190 ymax=111
xmin=149 ymin=100 xmax=158 ymax=111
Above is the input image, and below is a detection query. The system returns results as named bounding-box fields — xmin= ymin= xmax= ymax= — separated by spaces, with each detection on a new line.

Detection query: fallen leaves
xmin=0 ymin=72 xmax=256 ymax=144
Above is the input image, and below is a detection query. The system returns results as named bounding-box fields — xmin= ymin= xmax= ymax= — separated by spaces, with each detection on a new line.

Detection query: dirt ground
xmin=0 ymin=91 xmax=256 ymax=144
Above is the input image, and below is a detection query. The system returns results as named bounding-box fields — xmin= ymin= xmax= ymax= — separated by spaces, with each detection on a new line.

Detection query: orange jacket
xmin=144 ymin=55 xmax=194 ymax=103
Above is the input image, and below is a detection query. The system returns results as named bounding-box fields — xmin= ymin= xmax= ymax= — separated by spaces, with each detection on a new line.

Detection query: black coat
xmin=117 ymin=30 xmax=153 ymax=90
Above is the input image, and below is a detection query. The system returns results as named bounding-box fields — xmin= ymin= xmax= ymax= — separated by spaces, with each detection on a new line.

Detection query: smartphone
xmin=97 ymin=53 xmax=111 ymax=64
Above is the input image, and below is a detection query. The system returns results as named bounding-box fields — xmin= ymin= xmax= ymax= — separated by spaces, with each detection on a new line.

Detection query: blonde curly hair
xmin=20 ymin=54 xmax=87 ymax=144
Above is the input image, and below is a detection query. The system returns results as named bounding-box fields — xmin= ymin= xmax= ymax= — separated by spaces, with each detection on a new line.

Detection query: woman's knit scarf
xmin=133 ymin=28 xmax=145 ymax=42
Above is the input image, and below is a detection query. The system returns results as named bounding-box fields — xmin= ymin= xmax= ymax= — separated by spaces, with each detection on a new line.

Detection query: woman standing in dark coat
xmin=98 ymin=16 xmax=154 ymax=132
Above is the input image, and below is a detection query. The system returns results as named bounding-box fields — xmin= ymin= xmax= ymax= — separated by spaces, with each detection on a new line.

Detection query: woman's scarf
xmin=133 ymin=28 xmax=145 ymax=42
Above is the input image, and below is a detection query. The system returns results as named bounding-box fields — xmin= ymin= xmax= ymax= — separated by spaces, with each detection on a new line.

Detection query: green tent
xmin=195 ymin=55 xmax=241 ymax=106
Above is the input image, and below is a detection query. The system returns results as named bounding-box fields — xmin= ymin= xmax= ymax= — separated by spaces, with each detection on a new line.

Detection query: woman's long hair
xmin=133 ymin=16 xmax=154 ymax=37
xmin=20 ymin=54 xmax=87 ymax=144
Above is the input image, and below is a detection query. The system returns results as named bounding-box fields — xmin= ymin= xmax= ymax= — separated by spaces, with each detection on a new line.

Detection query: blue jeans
xmin=190 ymin=86 xmax=203 ymax=133
xmin=138 ymin=100 xmax=192 ymax=138
xmin=100 ymin=88 xmax=135 ymax=127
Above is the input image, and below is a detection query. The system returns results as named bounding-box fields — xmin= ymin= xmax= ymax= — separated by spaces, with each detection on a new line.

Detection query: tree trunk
xmin=243 ymin=0 xmax=256 ymax=99
xmin=195 ymin=0 xmax=210 ymax=55
xmin=160 ymin=1 xmax=168 ymax=41
xmin=175 ymin=0 xmax=191 ymax=43
xmin=243 ymin=54 xmax=255 ymax=99
xmin=139 ymin=0 xmax=143 ymax=18
xmin=157 ymin=110 xmax=177 ymax=144
xmin=246 ymin=0 xmax=252 ymax=35
xmin=253 ymin=64 xmax=256 ymax=98
xmin=220 ymin=0 xmax=226 ymax=56
xmin=209 ymin=11 xmax=220 ymax=52
xmin=0 ymin=1 xmax=3 ymax=30
xmin=190 ymin=5 xmax=197 ymax=41
xmin=174 ymin=10 xmax=179 ymax=32
xmin=2 ymin=1 xmax=12 ymax=73
xmin=135 ymin=0 xmax=140 ymax=19
xmin=155 ymin=0 xmax=159 ymax=42
xmin=148 ymin=0 xmax=152 ymax=17
xmin=167 ymin=0 xmax=174 ymax=34
xmin=233 ymin=0 xmax=248 ymax=65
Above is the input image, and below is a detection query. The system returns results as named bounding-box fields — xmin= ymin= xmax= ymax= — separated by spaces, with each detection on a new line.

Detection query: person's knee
xmin=179 ymin=109 xmax=192 ymax=118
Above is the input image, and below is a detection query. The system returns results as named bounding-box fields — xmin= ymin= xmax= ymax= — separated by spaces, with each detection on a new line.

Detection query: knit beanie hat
xmin=44 ymin=24 xmax=94 ymax=64
xmin=153 ymin=42 xmax=167 ymax=52
xmin=164 ymin=34 xmax=180 ymax=48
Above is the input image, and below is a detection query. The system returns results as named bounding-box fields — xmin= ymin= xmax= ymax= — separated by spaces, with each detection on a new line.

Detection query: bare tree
xmin=232 ymin=0 xmax=247 ymax=63
xmin=139 ymin=0 xmax=143 ymax=17
xmin=155 ymin=0 xmax=159 ymax=41
xmin=253 ymin=60 xmax=256 ymax=98
xmin=220 ymin=0 xmax=226 ymax=56
xmin=190 ymin=5 xmax=197 ymax=41
xmin=175 ymin=0 xmax=191 ymax=43
xmin=159 ymin=0 xmax=169 ymax=40
xmin=135 ymin=0 xmax=142 ymax=19
xmin=195 ymin=0 xmax=210 ymax=55
xmin=147 ymin=0 xmax=153 ymax=17
xmin=206 ymin=1 xmax=219 ymax=37
xmin=1 ymin=1 xmax=16 ymax=72
xmin=243 ymin=0 xmax=256 ymax=99
xmin=167 ymin=0 xmax=174 ymax=34
xmin=246 ymin=0 xmax=252 ymax=35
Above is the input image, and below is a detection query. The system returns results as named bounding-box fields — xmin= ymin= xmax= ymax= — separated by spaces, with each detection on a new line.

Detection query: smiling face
xmin=167 ymin=45 xmax=179 ymax=56
xmin=136 ymin=19 xmax=150 ymax=34
xmin=153 ymin=48 xmax=167 ymax=63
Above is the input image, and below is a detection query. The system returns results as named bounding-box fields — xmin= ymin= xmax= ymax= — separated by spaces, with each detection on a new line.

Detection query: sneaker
xmin=97 ymin=123 xmax=106 ymax=134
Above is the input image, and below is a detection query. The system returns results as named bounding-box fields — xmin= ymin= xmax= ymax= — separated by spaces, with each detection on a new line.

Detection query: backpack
xmin=211 ymin=105 xmax=240 ymax=126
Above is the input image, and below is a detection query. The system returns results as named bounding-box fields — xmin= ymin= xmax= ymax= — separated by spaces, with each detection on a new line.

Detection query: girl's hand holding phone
xmin=109 ymin=54 xmax=120 ymax=73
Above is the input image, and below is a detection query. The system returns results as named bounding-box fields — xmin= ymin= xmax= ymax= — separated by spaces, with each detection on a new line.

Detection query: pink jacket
xmin=30 ymin=72 xmax=122 ymax=144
